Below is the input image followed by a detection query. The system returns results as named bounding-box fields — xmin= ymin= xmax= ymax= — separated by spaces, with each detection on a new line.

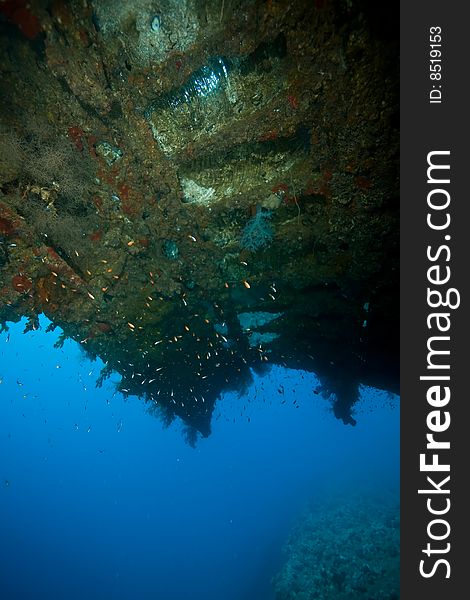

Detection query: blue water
xmin=0 ymin=316 xmax=399 ymax=600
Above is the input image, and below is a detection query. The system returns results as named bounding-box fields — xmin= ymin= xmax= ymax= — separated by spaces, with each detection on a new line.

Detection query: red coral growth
xmin=118 ymin=183 xmax=131 ymax=200
xmin=0 ymin=217 xmax=15 ymax=236
xmin=0 ymin=202 xmax=22 ymax=236
xmin=118 ymin=184 xmax=140 ymax=216
xmin=96 ymin=168 xmax=116 ymax=187
xmin=271 ymin=183 xmax=289 ymax=195
xmin=355 ymin=175 xmax=372 ymax=190
xmin=11 ymin=274 xmax=32 ymax=293
xmin=287 ymin=95 xmax=299 ymax=110
xmin=303 ymin=170 xmax=332 ymax=199
xmin=46 ymin=246 xmax=60 ymax=260
xmin=68 ymin=126 xmax=85 ymax=151
xmin=0 ymin=1 xmax=41 ymax=39
xmin=89 ymin=230 xmax=102 ymax=242
xmin=122 ymin=201 xmax=139 ymax=216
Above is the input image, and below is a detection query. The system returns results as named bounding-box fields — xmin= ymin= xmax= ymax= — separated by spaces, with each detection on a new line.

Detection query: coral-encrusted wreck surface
xmin=0 ymin=0 xmax=398 ymax=440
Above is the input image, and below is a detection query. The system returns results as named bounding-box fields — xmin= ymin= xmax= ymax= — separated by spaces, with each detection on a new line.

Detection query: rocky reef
xmin=0 ymin=0 xmax=398 ymax=440
xmin=273 ymin=490 xmax=400 ymax=599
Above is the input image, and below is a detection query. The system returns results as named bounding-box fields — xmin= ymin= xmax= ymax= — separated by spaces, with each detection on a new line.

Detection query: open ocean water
xmin=0 ymin=316 xmax=399 ymax=600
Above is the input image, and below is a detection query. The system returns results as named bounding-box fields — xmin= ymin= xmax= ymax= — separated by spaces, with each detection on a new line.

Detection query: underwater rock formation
xmin=273 ymin=490 xmax=400 ymax=599
xmin=0 ymin=0 xmax=398 ymax=440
